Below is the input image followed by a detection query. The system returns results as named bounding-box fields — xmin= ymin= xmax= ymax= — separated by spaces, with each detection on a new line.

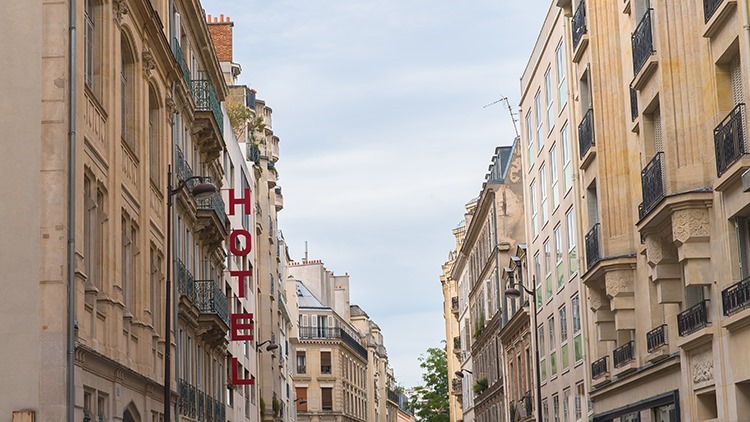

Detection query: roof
xmin=296 ymin=280 xmax=328 ymax=309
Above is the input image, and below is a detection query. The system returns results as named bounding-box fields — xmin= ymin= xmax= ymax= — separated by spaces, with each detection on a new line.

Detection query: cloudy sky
xmin=203 ymin=0 xmax=552 ymax=388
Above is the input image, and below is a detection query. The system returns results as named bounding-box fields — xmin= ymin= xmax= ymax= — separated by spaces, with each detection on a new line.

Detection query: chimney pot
xmin=220 ymin=13 xmax=225 ymax=22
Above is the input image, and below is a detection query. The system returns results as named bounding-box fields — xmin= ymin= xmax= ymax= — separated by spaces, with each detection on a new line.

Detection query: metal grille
xmin=632 ymin=10 xmax=655 ymax=76
xmin=572 ymin=0 xmax=587 ymax=50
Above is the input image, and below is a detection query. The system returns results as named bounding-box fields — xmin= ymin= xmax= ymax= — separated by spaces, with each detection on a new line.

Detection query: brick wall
xmin=207 ymin=14 xmax=233 ymax=63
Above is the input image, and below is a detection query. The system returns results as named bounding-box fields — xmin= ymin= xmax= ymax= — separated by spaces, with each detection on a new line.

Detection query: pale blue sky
xmin=203 ymin=0 xmax=552 ymax=388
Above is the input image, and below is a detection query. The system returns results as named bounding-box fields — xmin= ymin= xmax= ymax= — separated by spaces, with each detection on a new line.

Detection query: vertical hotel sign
xmin=227 ymin=188 xmax=255 ymax=385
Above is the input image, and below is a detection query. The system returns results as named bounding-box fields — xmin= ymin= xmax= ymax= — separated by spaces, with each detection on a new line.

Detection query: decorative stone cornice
xmin=672 ymin=208 xmax=710 ymax=246
xmin=113 ymin=0 xmax=128 ymax=24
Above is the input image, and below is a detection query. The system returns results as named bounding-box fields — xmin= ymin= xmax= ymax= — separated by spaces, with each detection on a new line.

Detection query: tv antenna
xmin=483 ymin=96 xmax=518 ymax=137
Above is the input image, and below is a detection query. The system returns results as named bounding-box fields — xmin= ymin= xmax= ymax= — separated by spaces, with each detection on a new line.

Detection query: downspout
xmin=67 ymin=0 xmax=77 ymax=419
xmin=168 ymin=0 xmax=179 ymax=418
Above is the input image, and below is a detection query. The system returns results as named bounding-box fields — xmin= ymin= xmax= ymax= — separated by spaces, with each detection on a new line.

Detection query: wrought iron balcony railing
xmin=630 ymin=85 xmax=638 ymax=121
xmin=591 ymin=355 xmax=608 ymax=379
xmin=678 ymin=300 xmax=710 ymax=336
xmin=178 ymin=378 xmax=197 ymax=418
xmin=192 ymin=79 xmax=224 ymax=135
xmin=451 ymin=296 xmax=459 ymax=313
xmin=572 ymin=0 xmax=587 ymax=50
xmin=639 ymin=152 xmax=666 ymax=219
xmin=714 ymin=103 xmax=746 ymax=177
xmin=177 ymin=258 xmax=195 ymax=302
xmin=173 ymin=38 xmax=191 ymax=86
xmin=195 ymin=280 xmax=229 ymax=327
xmin=578 ymin=108 xmax=595 ymax=159
xmin=206 ymin=394 xmax=214 ymax=422
xmin=585 ymin=223 xmax=601 ymax=270
xmin=388 ymin=389 xmax=400 ymax=403
xmin=453 ymin=336 xmax=461 ymax=352
xmin=341 ymin=329 xmax=368 ymax=359
xmin=632 ymin=9 xmax=655 ymax=76
xmin=196 ymin=191 xmax=227 ymax=229
xmin=646 ymin=324 xmax=668 ymax=352
xmin=613 ymin=341 xmax=635 ymax=368
xmin=722 ymin=276 xmax=750 ymax=316
xmin=451 ymin=378 xmax=462 ymax=395
xmin=175 ymin=145 xmax=195 ymax=190
xmin=704 ymin=0 xmax=725 ymax=22
xmin=198 ymin=390 xmax=205 ymax=421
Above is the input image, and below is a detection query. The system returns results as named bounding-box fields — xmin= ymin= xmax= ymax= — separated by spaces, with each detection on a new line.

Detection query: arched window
xmin=84 ymin=0 xmax=100 ymax=94
xmin=148 ymin=86 xmax=160 ymax=185
xmin=121 ymin=35 xmax=136 ymax=153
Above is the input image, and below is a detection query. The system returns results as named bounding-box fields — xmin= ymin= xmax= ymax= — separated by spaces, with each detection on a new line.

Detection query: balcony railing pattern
xmin=632 ymin=10 xmax=655 ymax=76
xmin=388 ymin=389 xmax=400 ymax=403
xmin=630 ymin=85 xmax=638 ymax=121
xmin=192 ymin=79 xmax=224 ymax=135
xmin=247 ymin=144 xmax=261 ymax=163
xmin=178 ymin=379 xmax=197 ymax=418
xmin=591 ymin=355 xmax=609 ymax=379
xmin=341 ymin=329 xmax=368 ymax=359
xmin=451 ymin=378 xmax=462 ymax=395
xmin=572 ymin=0 xmax=587 ymax=50
xmin=585 ymin=223 xmax=601 ymax=270
xmin=177 ymin=258 xmax=195 ymax=302
xmin=646 ymin=324 xmax=668 ymax=352
xmin=578 ymin=108 xmax=595 ymax=159
xmin=453 ymin=336 xmax=461 ymax=352
xmin=722 ymin=276 xmax=750 ymax=316
xmin=704 ymin=0 xmax=725 ymax=22
xmin=613 ymin=341 xmax=635 ymax=368
xmin=714 ymin=103 xmax=746 ymax=177
xmin=451 ymin=296 xmax=459 ymax=313
xmin=196 ymin=191 xmax=227 ymax=229
xmin=639 ymin=152 xmax=666 ymax=219
xmin=678 ymin=300 xmax=710 ymax=336
xmin=173 ymin=38 xmax=191 ymax=86
xmin=299 ymin=326 xmax=368 ymax=359
xmin=195 ymin=280 xmax=229 ymax=327
xmin=175 ymin=145 xmax=195 ymax=190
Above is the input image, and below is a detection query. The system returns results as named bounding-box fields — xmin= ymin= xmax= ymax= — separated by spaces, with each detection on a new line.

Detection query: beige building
xmin=518 ymin=3 xmax=588 ymax=421
xmin=441 ymin=246 xmax=463 ymax=421
xmin=554 ymin=0 xmax=750 ymax=419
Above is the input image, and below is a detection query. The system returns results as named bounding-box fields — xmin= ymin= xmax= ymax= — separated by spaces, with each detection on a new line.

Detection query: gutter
xmin=66 ymin=0 xmax=77 ymax=419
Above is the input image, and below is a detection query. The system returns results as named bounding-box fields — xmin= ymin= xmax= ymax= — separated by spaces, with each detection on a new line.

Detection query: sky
xmin=202 ymin=0 xmax=553 ymax=388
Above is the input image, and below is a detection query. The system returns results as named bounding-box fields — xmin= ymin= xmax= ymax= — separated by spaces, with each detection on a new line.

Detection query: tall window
xmin=563 ymin=388 xmax=571 ymax=422
xmin=554 ymin=224 xmax=564 ymax=289
xmin=562 ymin=123 xmax=572 ymax=193
xmin=296 ymin=387 xmax=308 ymax=412
xmin=121 ymin=36 xmax=136 ymax=152
xmin=534 ymin=253 xmax=542 ymax=309
xmin=150 ymin=247 xmax=162 ymax=334
xmin=84 ymin=174 xmax=106 ymax=291
xmin=550 ymin=144 xmax=559 ymax=209
xmin=540 ymin=164 xmax=548 ymax=224
xmin=531 ymin=180 xmax=539 ymax=238
xmin=556 ymin=40 xmax=567 ymax=110
xmin=544 ymin=239 xmax=552 ymax=299
xmin=575 ymin=382 xmax=584 ymax=421
xmin=545 ymin=67 xmax=554 ymax=132
xmin=149 ymin=87 xmax=160 ymax=186
xmin=321 ymin=387 xmax=333 ymax=411
xmin=535 ymin=90 xmax=544 ymax=151
xmin=321 ymin=351 xmax=332 ymax=374
xmin=566 ymin=208 xmax=578 ymax=276
xmin=84 ymin=0 xmax=97 ymax=91
xmin=553 ymin=394 xmax=560 ymax=422
xmin=526 ymin=111 xmax=535 ymax=167
xmin=560 ymin=304 xmax=569 ymax=370
xmin=572 ymin=294 xmax=583 ymax=363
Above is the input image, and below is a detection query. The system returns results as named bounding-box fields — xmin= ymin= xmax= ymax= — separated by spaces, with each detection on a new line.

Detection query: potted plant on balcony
xmin=472 ymin=378 xmax=488 ymax=396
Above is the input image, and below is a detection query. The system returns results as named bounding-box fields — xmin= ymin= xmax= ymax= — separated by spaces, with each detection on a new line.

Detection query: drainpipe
xmin=67 ymin=0 xmax=77 ymax=419
xmin=168 ymin=0 xmax=179 ymax=418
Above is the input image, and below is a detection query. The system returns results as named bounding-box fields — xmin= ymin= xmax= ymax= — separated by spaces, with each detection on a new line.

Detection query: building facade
xmin=518 ymin=3 xmax=588 ymax=421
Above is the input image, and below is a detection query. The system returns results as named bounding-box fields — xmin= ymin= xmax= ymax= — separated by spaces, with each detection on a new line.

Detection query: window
xmin=566 ymin=207 xmax=578 ymax=276
xmin=736 ymin=216 xmax=750 ymax=279
xmin=553 ymin=394 xmax=560 ymax=422
xmin=559 ymin=305 xmax=568 ymax=340
xmin=544 ymin=239 xmax=553 ymax=299
xmin=540 ymin=164 xmax=548 ymax=224
xmin=121 ymin=35 xmax=136 ymax=152
xmin=550 ymin=144 xmax=559 ymax=209
xmin=296 ymin=351 xmax=306 ymax=374
xmin=572 ymin=294 xmax=583 ymax=362
xmin=296 ymin=387 xmax=308 ymax=412
xmin=84 ymin=0 xmax=96 ymax=90
xmin=563 ymin=388 xmax=571 ymax=422
xmin=537 ymin=324 xmax=545 ymax=355
xmin=562 ymin=123 xmax=572 ymax=193
xmin=534 ymin=253 xmax=543 ymax=308
xmin=575 ymin=383 xmax=584 ymax=421
xmin=321 ymin=351 xmax=332 ymax=374
xmin=556 ymin=40 xmax=567 ymax=111
xmin=531 ymin=180 xmax=539 ymax=237
xmin=548 ymin=316 xmax=556 ymax=347
xmin=121 ymin=214 xmax=137 ymax=311
xmin=84 ymin=175 xmax=106 ymax=291
xmin=554 ymin=224 xmax=564 ymax=289
xmin=526 ymin=111 xmax=535 ymax=167
xmin=543 ymin=398 xmax=550 ymax=422
xmin=322 ymin=387 xmax=333 ymax=411
xmin=150 ymin=248 xmax=162 ymax=335
xmin=546 ymin=67 xmax=554 ymax=132
xmin=149 ymin=86 xmax=160 ymax=186
xmin=535 ymin=90 xmax=544 ymax=151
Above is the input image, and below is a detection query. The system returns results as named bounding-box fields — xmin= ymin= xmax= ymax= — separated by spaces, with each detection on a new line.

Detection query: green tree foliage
xmin=408 ymin=342 xmax=449 ymax=422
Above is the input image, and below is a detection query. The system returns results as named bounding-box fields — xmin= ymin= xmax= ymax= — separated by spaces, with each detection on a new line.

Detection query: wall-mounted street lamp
xmin=256 ymin=340 xmax=279 ymax=352
xmin=454 ymin=369 xmax=473 ymax=378
xmin=504 ymin=263 xmax=543 ymax=422
xmin=165 ymin=166 xmax=217 ymax=422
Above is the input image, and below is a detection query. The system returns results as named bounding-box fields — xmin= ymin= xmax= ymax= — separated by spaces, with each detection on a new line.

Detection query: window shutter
xmin=685 ymin=285 xmax=704 ymax=308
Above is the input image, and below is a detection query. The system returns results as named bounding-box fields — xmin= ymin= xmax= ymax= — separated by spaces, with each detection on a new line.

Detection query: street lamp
xmin=256 ymin=340 xmax=279 ymax=351
xmin=165 ymin=165 xmax=217 ymax=422
xmin=454 ymin=369 xmax=473 ymax=378
xmin=504 ymin=266 xmax=543 ymax=422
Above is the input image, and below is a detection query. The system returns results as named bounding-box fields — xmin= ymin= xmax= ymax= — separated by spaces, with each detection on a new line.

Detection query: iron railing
xmin=299 ymin=326 xmax=339 ymax=339
xmin=678 ymin=300 xmax=710 ymax=336
xmin=578 ymin=108 xmax=595 ymax=159
xmin=451 ymin=378 xmax=462 ymax=395
xmin=198 ymin=390 xmax=205 ymax=421
xmin=247 ymin=143 xmax=261 ymax=163
xmin=647 ymin=324 xmax=668 ymax=352
xmin=177 ymin=258 xmax=195 ymax=302
xmin=451 ymin=296 xmax=459 ymax=313
xmin=195 ymin=280 xmax=229 ymax=327
xmin=714 ymin=103 xmax=746 ymax=177
xmin=591 ymin=355 xmax=609 ymax=379
xmin=388 ymin=389 xmax=400 ymax=403
xmin=453 ymin=336 xmax=461 ymax=351
xmin=173 ymin=38 xmax=191 ymax=85
xmin=178 ymin=379 xmax=197 ymax=418
xmin=639 ymin=152 xmax=666 ymax=219
xmin=341 ymin=329 xmax=368 ymax=359
xmin=175 ymin=145 xmax=195 ymax=190
xmin=704 ymin=0 xmax=725 ymax=22
xmin=722 ymin=276 xmax=750 ymax=316
xmin=192 ymin=79 xmax=224 ymax=135
xmin=630 ymin=85 xmax=638 ymax=121
xmin=613 ymin=341 xmax=635 ymax=368
xmin=196 ymin=191 xmax=227 ymax=229
xmin=572 ymin=0 xmax=587 ymax=50
xmin=585 ymin=223 xmax=601 ymax=270
xmin=215 ymin=398 xmax=226 ymax=422
xmin=632 ymin=10 xmax=655 ymax=76
xmin=206 ymin=395 xmax=214 ymax=422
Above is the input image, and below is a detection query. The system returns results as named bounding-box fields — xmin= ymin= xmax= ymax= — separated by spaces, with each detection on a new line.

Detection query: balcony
xmin=632 ymin=10 xmax=655 ymax=76
xmin=453 ymin=336 xmax=461 ymax=353
xmin=578 ymin=108 xmax=595 ymax=163
xmin=388 ymin=389 xmax=400 ymax=403
xmin=678 ymin=300 xmax=710 ymax=336
xmin=173 ymin=39 xmax=191 ymax=87
xmin=451 ymin=378 xmax=462 ymax=396
xmin=585 ymin=223 xmax=601 ymax=270
xmin=704 ymin=0 xmax=724 ymax=22
xmin=451 ymin=296 xmax=459 ymax=314
xmin=175 ymin=145 xmax=194 ymax=192
xmin=247 ymin=143 xmax=261 ymax=164
xmin=714 ymin=103 xmax=746 ymax=177
xmin=195 ymin=280 xmax=229 ymax=343
xmin=274 ymin=186 xmax=284 ymax=211
xmin=299 ymin=326 xmax=368 ymax=359
xmin=572 ymin=0 xmax=587 ymax=51
xmin=592 ymin=355 xmax=609 ymax=379
xmin=722 ymin=276 xmax=750 ymax=316
xmin=176 ymin=258 xmax=195 ymax=303
xmin=267 ymin=161 xmax=277 ymax=187
xmin=191 ymin=79 xmax=224 ymax=161
xmin=639 ymin=152 xmax=666 ymax=220
xmin=178 ymin=379 xmax=197 ymax=419
xmin=630 ymin=85 xmax=638 ymax=122
xmin=195 ymin=191 xmax=228 ymax=246
xmin=613 ymin=341 xmax=635 ymax=368
xmin=647 ymin=324 xmax=668 ymax=353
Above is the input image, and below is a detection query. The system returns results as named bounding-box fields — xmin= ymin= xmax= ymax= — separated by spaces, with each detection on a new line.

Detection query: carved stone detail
xmin=142 ymin=48 xmax=156 ymax=76
xmin=605 ymin=270 xmax=634 ymax=298
xmin=113 ymin=0 xmax=129 ymax=24
xmin=672 ymin=208 xmax=710 ymax=245
xmin=645 ymin=234 xmax=678 ymax=266
xmin=691 ymin=349 xmax=714 ymax=384
xmin=165 ymin=95 xmax=176 ymax=119
xmin=588 ymin=287 xmax=608 ymax=311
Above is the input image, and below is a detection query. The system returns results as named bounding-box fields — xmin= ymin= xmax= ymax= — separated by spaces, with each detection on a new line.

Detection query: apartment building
xmin=518 ymin=3 xmax=587 ymax=421
xmin=450 ymin=142 xmax=526 ymax=422
xmin=440 ymin=247 xmax=463 ymax=421
xmin=556 ymin=0 xmax=750 ymax=419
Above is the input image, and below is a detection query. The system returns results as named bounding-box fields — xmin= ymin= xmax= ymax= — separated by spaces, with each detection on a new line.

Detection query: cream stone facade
xmin=441 ymin=246 xmax=463 ymax=421
xmin=555 ymin=0 xmax=750 ymax=419
xmin=518 ymin=3 xmax=588 ymax=421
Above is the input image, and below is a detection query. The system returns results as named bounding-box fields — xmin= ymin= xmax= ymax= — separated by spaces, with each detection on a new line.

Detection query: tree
xmin=408 ymin=342 xmax=449 ymax=422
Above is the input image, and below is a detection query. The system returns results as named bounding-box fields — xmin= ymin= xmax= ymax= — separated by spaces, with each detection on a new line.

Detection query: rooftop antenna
xmin=483 ymin=95 xmax=519 ymax=137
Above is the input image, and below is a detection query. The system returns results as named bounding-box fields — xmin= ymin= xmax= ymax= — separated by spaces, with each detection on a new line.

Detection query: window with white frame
xmin=546 ymin=67 xmax=554 ymax=132
xmin=554 ymin=224 xmax=564 ymax=289
xmin=562 ymin=123 xmax=572 ymax=193
xmin=566 ymin=207 xmax=578 ymax=276
xmin=544 ymin=239 xmax=552 ymax=299
xmin=572 ymin=294 xmax=583 ymax=363
xmin=550 ymin=144 xmax=559 ymax=210
xmin=540 ymin=164 xmax=548 ymax=224
xmin=531 ymin=180 xmax=539 ymax=238
xmin=526 ymin=110 xmax=535 ymax=167
xmin=556 ymin=40 xmax=567 ymax=111
xmin=535 ymin=90 xmax=544 ymax=151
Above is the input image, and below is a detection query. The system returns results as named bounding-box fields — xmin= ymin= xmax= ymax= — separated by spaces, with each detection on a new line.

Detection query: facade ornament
xmin=691 ymin=349 xmax=714 ymax=384
xmin=113 ymin=0 xmax=129 ymax=24
xmin=672 ymin=208 xmax=710 ymax=245
xmin=605 ymin=270 xmax=633 ymax=298
xmin=165 ymin=95 xmax=176 ymax=122
xmin=588 ymin=287 xmax=607 ymax=311
xmin=142 ymin=48 xmax=156 ymax=76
